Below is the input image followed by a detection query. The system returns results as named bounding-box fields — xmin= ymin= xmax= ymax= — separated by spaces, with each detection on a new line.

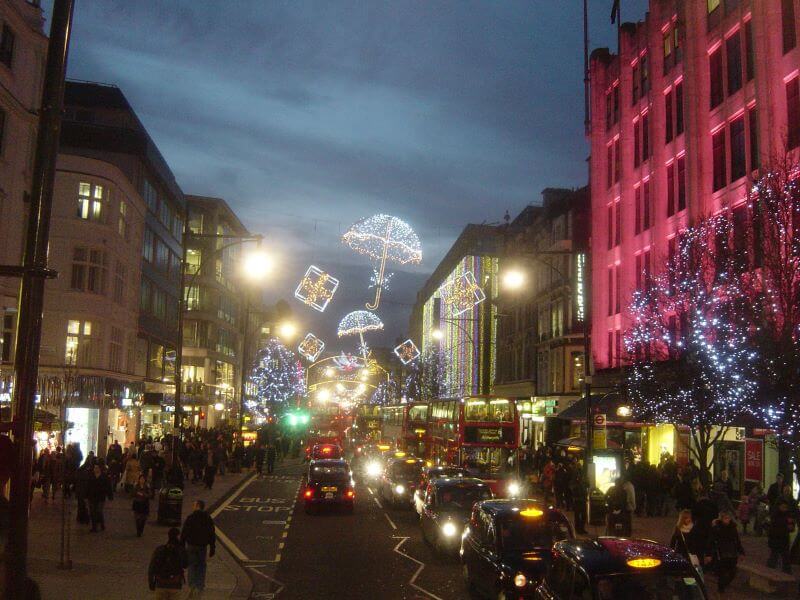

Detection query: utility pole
xmin=5 ymin=1 xmax=75 ymax=597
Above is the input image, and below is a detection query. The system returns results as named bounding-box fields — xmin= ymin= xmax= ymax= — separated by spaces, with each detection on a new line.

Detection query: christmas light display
xmin=342 ymin=214 xmax=422 ymax=310
xmin=245 ymin=338 xmax=305 ymax=418
xmin=403 ymin=347 xmax=448 ymax=402
xmin=370 ymin=378 xmax=399 ymax=406
xmin=338 ymin=310 xmax=383 ymax=360
xmin=443 ymin=271 xmax=486 ymax=316
xmin=624 ymin=214 xmax=758 ymax=474
xmin=332 ymin=352 xmax=363 ymax=372
xmin=294 ymin=265 xmax=339 ymax=312
xmin=297 ymin=333 xmax=325 ymax=362
xmin=393 ymin=339 xmax=420 ymax=365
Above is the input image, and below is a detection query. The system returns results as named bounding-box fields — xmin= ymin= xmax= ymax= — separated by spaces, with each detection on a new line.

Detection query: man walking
xmin=148 ymin=527 xmax=188 ymax=599
xmin=180 ymin=500 xmax=216 ymax=597
xmin=266 ymin=443 xmax=277 ymax=475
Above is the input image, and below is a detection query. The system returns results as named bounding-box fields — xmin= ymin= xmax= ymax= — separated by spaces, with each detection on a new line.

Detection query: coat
xmin=711 ymin=520 xmax=744 ymax=560
xmin=768 ymin=507 xmax=794 ymax=550
xmin=124 ymin=457 xmax=141 ymax=486
xmin=86 ymin=473 xmax=112 ymax=503
xmin=670 ymin=526 xmax=702 ymax=560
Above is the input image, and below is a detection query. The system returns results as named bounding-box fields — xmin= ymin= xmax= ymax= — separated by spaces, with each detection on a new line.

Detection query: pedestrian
xmin=255 ymin=443 xmax=266 ymax=477
xmin=132 ymin=474 xmax=150 ymax=537
xmin=670 ymin=509 xmax=705 ymax=579
xmin=123 ymin=450 xmax=141 ymax=495
xmin=606 ymin=477 xmax=632 ymax=537
xmin=74 ymin=459 xmax=91 ymax=524
xmin=266 ymin=444 xmax=277 ymax=475
xmin=691 ymin=487 xmax=718 ymax=568
xmin=570 ymin=464 xmax=588 ymax=534
xmin=738 ymin=485 xmax=761 ymax=534
xmin=180 ymin=500 xmax=216 ymax=597
xmin=711 ymin=510 xmax=744 ymax=593
xmin=86 ymin=463 xmax=113 ymax=532
xmin=148 ymin=527 xmax=188 ymax=599
xmin=541 ymin=458 xmax=555 ymax=503
xmin=203 ymin=446 xmax=217 ymax=490
xmin=151 ymin=451 xmax=165 ymax=497
xmin=767 ymin=499 xmax=794 ymax=573
xmin=767 ymin=473 xmax=785 ymax=508
xmin=48 ymin=447 xmax=64 ymax=500
xmin=553 ymin=462 xmax=569 ymax=509
xmin=37 ymin=448 xmax=51 ymax=502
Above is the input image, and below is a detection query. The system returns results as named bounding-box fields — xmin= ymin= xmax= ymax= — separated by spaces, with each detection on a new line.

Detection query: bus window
xmin=408 ymin=405 xmax=428 ymax=422
xmin=465 ymin=399 xmax=489 ymax=422
xmin=489 ymin=399 xmax=512 ymax=422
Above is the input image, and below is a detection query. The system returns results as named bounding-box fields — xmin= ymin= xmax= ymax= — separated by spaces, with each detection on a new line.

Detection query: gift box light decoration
xmin=297 ymin=333 xmax=325 ymax=362
xmin=294 ymin=265 xmax=339 ymax=312
xmin=443 ymin=271 xmax=485 ymax=316
xmin=393 ymin=339 xmax=420 ymax=365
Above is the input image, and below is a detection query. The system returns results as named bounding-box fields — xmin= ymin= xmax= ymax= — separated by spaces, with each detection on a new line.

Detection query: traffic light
xmin=286 ymin=410 xmax=310 ymax=427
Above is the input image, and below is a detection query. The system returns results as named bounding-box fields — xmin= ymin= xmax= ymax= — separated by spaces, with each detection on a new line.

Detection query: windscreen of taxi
xmin=594 ymin=573 xmax=704 ymax=600
xmin=430 ymin=468 xmax=468 ymax=480
xmin=391 ymin=462 xmax=422 ymax=479
xmin=498 ymin=516 xmax=571 ymax=552
xmin=436 ymin=485 xmax=491 ymax=511
xmin=311 ymin=465 xmax=349 ymax=481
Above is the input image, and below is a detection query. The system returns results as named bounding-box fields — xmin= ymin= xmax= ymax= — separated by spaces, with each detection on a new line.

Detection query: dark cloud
xmin=52 ymin=0 xmax=647 ymax=348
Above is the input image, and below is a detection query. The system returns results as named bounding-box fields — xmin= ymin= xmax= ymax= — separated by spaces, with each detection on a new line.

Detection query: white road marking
xmin=247 ymin=564 xmax=286 ymax=596
xmin=217 ymin=528 xmax=248 ymax=562
xmin=374 ymin=497 xmax=383 ymax=509
xmin=211 ymin=472 xmax=258 ymax=518
xmin=383 ymin=512 xmax=398 ymax=530
xmin=391 ymin=536 xmax=444 ymax=600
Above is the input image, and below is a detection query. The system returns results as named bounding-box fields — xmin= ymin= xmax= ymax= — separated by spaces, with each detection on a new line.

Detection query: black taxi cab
xmin=460 ymin=500 xmax=574 ymax=598
xmin=420 ymin=477 xmax=492 ymax=554
xmin=303 ymin=459 xmax=355 ymax=514
xmin=309 ymin=443 xmax=343 ymax=460
xmin=413 ymin=465 xmax=470 ymax=515
xmin=378 ymin=456 xmax=426 ymax=508
xmin=535 ymin=538 xmax=708 ymax=600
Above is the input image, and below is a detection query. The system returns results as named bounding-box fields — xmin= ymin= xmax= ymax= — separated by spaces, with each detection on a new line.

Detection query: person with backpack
xmin=148 ymin=527 xmax=188 ymax=599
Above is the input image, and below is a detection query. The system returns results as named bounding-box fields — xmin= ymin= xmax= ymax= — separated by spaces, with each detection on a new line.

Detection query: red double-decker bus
xmin=427 ymin=395 xmax=518 ymax=494
xmin=378 ymin=403 xmax=432 ymax=458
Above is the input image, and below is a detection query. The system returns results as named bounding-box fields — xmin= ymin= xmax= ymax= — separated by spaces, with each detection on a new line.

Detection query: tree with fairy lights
xmin=246 ymin=338 xmax=305 ymax=419
xmin=369 ymin=377 xmax=400 ymax=405
xmin=624 ymin=214 xmax=758 ymax=486
xmin=743 ymin=157 xmax=800 ymax=468
xmin=403 ymin=347 xmax=448 ymax=402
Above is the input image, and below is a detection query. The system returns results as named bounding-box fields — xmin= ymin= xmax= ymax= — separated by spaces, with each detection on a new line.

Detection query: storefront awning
xmin=556 ymin=436 xmax=622 ymax=449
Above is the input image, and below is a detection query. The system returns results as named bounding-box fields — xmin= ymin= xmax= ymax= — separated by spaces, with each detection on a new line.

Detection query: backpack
xmin=153 ymin=544 xmax=184 ymax=587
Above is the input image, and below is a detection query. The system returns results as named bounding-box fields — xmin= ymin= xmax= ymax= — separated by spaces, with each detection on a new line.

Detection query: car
xmin=534 ymin=537 xmax=708 ymax=599
xmin=309 ymin=443 xmax=343 ymax=460
xmin=378 ymin=456 xmax=426 ymax=508
xmin=356 ymin=446 xmax=397 ymax=481
xmin=413 ymin=465 xmax=470 ymax=515
xmin=303 ymin=459 xmax=355 ymax=514
xmin=419 ymin=477 xmax=493 ymax=554
xmin=460 ymin=499 xmax=574 ymax=599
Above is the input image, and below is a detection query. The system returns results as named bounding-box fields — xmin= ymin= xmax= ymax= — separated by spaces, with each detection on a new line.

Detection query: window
xmin=712 ymin=129 xmax=727 ymax=191
xmin=77 ymin=182 xmax=104 ymax=221
xmin=640 ymin=54 xmax=649 ymax=95
xmin=169 ymin=251 xmax=181 ymax=281
xmin=710 ymin=46 xmax=724 ymax=109
xmin=665 ymin=90 xmax=673 ymax=143
xmin=159 ymin=199 xmax=171 ymax=231
xmin=148 ymin=343 xmax=165 ymax=380
xmin=113 ymin=261 xmax=126 ymax=304
xmin=642 ymin=113 xmax=650 ymax=159
xmin=118 ymin=200 xmax=129 ymax=239
xmin=632 ymin=62 xmax=640 ymax=105
xmin=676 ymin=81 xmax=684 ymax=135
xmin=70 ymin=247 xmax=106 ymax=294
xmin=172 ymin=213 xmax=183 ymax=240
xmin=143 ymin=179 xmax=158 ymax=213
xmin=613 ymin=138 xmax=620 ymax=183
xmin=634 ymin=120 xmax=640 ymax=167
xmin=788 ymin=77 xmax=800 ymax=150
xmin=606 ymin=85 xmax=619 ymax=130
xmin=152 ymin=288 xmax=166 ymax=320
xmin=708 ymin=0 xmax=722 ymax=31
xmin=155 ymin=238 xmax=169 ymax=272
xmin=607 ymin=331 xmax=613 ymax=366
xmin=643 ymin=179 xmax=651 ymax=230
xmin=783 ymin=0 xmax=797 ymax=54
xmin=0 ymin=108 xmax=5 ymax=155
xmin=65 ymin=319 xmax=93 ymax=366
xmin=726 ymin=31 xmax=742 ymax=96
xmin=0 ymin=24 xmax=14 ymax=69
xmin=186 ymin=285 xmax=200 ymax=310
xmin=606 ymin=144 xmax=613 ymax=188
xmin=607 ymin=205 xmax=613 ymax=250
xmin=634 ymin=186 xmax=641 ymax=235
xmin=1 ymin=313 xmax=13 ymax=362
xmin=142 ymin=227 xmax=154 ymax=263
xmin=664 ymin=31 xmax=673 ymax=75
xmin=615 ymin=200 xmax=621 ymax=246
xmin=667 ymin=163 xmax=676 ymax=216
xmin=745 ymin=21 xmax=754 ymax=81
xmin=607 ymin=267 xmax=614 ymax=316
xmin=748 ymin=106 xmax=759 ymax=170
xmin=613 ymin=86 xmax=620 ymax=125
xmin=677 ymin=156 xmax=686 ymax=212
xmin=109 ymin=327 xmax=123 ymax=372
xmin=140 ymin=278 xmax=152 ymax=313
xmin=730 ymin=115 xmax=746 ymax=181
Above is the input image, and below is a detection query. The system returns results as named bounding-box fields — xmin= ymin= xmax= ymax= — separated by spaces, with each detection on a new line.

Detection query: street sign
xmin=593 ymin=413 xmax=606 ymax=428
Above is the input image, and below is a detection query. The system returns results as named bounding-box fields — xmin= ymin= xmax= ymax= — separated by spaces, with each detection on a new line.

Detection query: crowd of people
xmin=525 ymin=444 xmax=800 ymax=595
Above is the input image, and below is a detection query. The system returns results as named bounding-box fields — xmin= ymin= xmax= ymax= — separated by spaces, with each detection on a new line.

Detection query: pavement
xmin=26 ymin=466 xmax=255 ymax=600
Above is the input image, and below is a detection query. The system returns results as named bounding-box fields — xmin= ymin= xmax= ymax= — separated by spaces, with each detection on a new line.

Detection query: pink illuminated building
xmin=589 ymin=0 xmax=800 ymax=377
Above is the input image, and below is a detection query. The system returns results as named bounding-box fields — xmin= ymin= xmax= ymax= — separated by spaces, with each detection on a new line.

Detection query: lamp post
xmin=173 ymin=230 xmax=270 ymax=465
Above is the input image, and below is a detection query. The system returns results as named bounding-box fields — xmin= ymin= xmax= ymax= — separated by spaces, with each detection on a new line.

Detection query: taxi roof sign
xmin=626 ymin=557 xmax=661 ymax=569
xmin=519 ymin=507 xmax=544 ymax=518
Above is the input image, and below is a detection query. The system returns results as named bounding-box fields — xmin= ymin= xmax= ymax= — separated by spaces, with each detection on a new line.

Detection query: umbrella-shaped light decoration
xmin=337 ymin=310 xmax=384 ymax=360
xmin=342 ymin=214 xmax=422 ymax=310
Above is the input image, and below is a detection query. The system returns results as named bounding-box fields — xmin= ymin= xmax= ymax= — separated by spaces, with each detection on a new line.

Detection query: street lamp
xmin=241 ymin=249 xmax=273 ymax=280
xmin=431 ymin=328 xmax=444 ymax=341
xmin=501 ymin=268 xmax=526 ymax=291
xmin=278 ymin=321 xmax=298 ymax=340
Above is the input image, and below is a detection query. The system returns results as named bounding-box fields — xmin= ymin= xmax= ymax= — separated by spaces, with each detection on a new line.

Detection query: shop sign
xmin=745 ymin=439 xmax=763 ymax=482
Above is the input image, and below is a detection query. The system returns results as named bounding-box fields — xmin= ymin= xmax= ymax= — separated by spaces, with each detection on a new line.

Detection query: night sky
xmin=51 ymin=1 xmax=647 ymax=352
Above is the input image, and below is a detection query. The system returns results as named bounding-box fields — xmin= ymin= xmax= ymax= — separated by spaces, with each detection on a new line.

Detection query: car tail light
xmin=346 ymin=489 xmax=355 ymax=498
xmin=304 ymin=489 xmax=313 ymax=498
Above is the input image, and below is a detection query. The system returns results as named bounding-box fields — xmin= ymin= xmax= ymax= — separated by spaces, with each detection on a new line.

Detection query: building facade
xmin=182 ymin=195 xmax=259 ymax=428
xmin=590 ymin=0 xmax=800 ymax=376
xmin=410 ymin=225 xmax=501 ymax=398
xmin=0 ymin=0 xmax=47 ymax=400
xmin=494 ymin=187 xmax=590 ymax=449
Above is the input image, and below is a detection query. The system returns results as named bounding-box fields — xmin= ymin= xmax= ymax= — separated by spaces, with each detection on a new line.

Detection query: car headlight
xmin=366 ymin=462 xmax=382 ymax=477
xmin=441 ymin=521 xmax=458 ymax=537
xmin=395 ymin=484 xmax=405 ymax=495
xmin=507 ymin=481 xmax=521 ymax=497
xmin=514 ymin=573 xmax=527 ymax=588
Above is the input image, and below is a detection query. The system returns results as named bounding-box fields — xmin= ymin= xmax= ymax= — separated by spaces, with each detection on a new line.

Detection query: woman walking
xmin=711 ymin=510 xmax=744 ymax=593
xmin=123 ymin=450 xmax=141 ymax=495
xmin=670 ymin=509 xmax=705 ymax=578
xmin=132 ymin=474 xmax=150 ymax=537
